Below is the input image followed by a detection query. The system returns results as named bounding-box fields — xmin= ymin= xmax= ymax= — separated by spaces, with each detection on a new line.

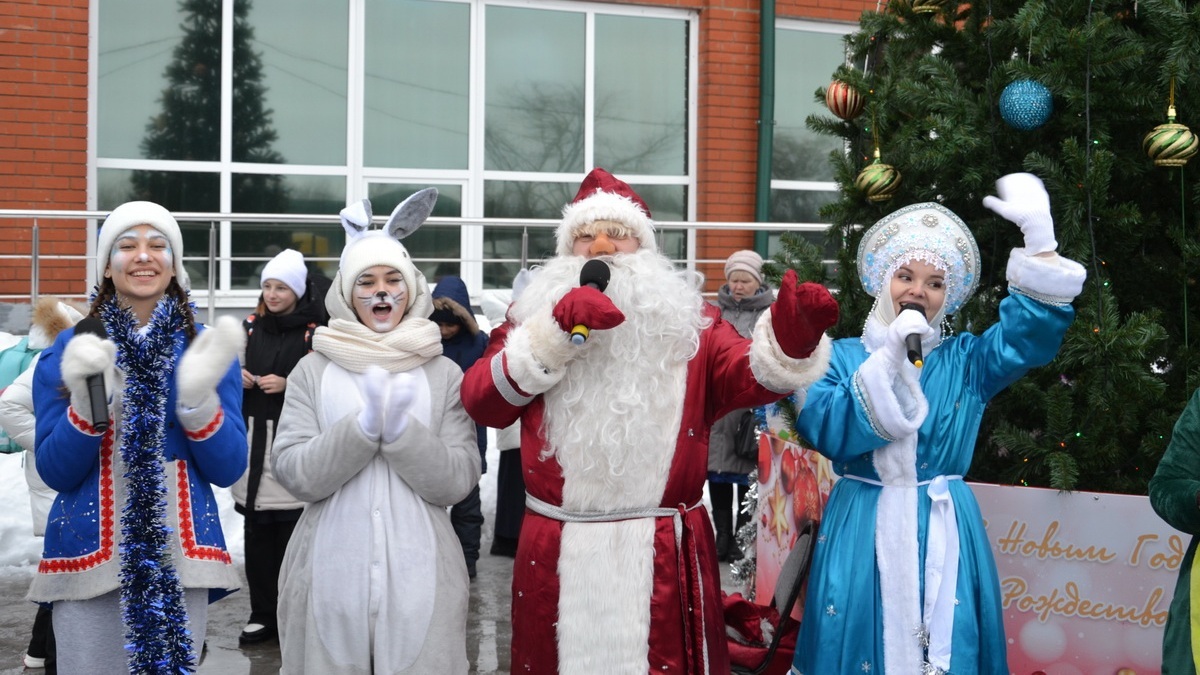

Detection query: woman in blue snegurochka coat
xmin=791 ymin=174 xmax=1086 ymax=675
xmin=29 ymin=201 xmax=247 ymax=675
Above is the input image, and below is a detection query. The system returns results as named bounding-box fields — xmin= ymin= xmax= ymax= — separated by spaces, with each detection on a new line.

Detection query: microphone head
xmin=898 ymin=302 xmax=926 ymax=320
xmin=74 ymin=316 xmax=107 ymax=339
xmin=579 ymin=259 xmax=611 ymax=292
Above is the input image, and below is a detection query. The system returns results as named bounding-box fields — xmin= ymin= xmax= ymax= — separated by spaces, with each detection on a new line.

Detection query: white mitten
xmin=382 ymin=372 xmax=416 ymax=444
xmin=982 ymin=172 xmax=1057 ymax=255
xmin=61 ymin=333 xmax=117 ymax=423
xmin=356 ymin=365 xmax=389 ymax=441
xmin=176 ymin=315 xmax=246 ymax=410
xmin=883 ymin=309 xmax=935 ymax=371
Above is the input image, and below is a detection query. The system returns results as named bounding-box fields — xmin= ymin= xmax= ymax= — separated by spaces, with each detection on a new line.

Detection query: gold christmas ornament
xmin=825 ymin=80 xmax=865 ymax=121
xmin=1144 ymin=105 xmax=1198 ymax=167
xmin=855 ymin=148 xmax=902 ymax=203
xmin=910 ymin=0 xmax=949 ymax=13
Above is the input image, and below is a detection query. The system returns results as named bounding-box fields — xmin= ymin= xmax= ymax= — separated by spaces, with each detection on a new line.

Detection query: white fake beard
xmin=512 ymin=251 xmax=710 ymax=511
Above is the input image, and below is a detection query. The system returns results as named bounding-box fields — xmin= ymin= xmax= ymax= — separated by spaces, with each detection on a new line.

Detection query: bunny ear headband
xmin=338 ymin=186 xmax=439 ymax=245
xmin=330 ymin=188 xmax=439 ymax=321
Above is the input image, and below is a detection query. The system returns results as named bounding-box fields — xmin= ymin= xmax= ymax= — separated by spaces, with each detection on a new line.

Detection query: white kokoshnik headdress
xmin=857 ymin=202 xmax=981 ymax=316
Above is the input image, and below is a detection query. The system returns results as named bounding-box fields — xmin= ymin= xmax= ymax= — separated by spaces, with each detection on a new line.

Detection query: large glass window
xmin=595 ymin=16 xmax=688 ymax=175
xmin=98 ymin=2 xmax=221 ymax=161
xmin=95 ymin=0 xmax=696 ymax=300
xmin=235 ymin=0 xmax=349 ymax=165
xmin=364 ymin=0 xmax=470 ymax=169
xmin=485 ymin=7 xmax=585 ymax=173
xmin=768 ymin=21 xmax=853 ymax=257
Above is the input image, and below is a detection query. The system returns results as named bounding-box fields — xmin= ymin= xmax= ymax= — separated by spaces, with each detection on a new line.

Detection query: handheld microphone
xmin=898 ymin=303 xmax=926 ymax=368
xmin=72 ymin=317 xmax=111 ymax=432
xmin=570 ymin=259 xmax=612 ymax=345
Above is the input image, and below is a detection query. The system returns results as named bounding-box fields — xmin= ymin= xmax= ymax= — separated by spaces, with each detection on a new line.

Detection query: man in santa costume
xmin=461 ymin=168 xmax=838 ymax=674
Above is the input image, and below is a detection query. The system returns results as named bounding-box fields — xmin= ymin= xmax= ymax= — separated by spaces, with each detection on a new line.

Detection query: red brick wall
xmin=0 ymin=0 xmax=90 ymax=299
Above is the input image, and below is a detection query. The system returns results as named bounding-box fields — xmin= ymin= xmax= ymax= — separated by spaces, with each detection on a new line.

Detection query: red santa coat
xmin=463 ymin=307 xmax=803 ymax=674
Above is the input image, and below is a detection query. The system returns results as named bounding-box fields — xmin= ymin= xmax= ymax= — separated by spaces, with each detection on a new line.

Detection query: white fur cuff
xmin=854 ymin=351 xmax=927 ymax=442
xmin=1006 ymin=249 xmax=1087 ymax=305
xmin=502 ymin=313 xmax=572 ymax=396
xmin=749 ymin=311 xmax=833 ymax=394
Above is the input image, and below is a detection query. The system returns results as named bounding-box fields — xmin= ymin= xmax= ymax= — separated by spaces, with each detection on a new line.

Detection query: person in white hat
xmin=271 ymin=189 xmax=480 ymax=674
xmin=27 ymin=200 xmax=247 ymax=674
xmin=231 ymin=247 xmax=327 ymax=646
xmin=790 ymin=174 xmax=1086 ymax=675
xmin=461 ymin=167 xmax=840 ymax=673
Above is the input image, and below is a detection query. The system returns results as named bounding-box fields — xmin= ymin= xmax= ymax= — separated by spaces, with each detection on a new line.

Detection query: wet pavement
xmin=0 ymin=523 xmax=741 ymax=675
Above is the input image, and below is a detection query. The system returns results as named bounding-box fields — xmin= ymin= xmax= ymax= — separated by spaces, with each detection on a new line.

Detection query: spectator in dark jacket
xmin=431 ymin=275 xmax=489 ymax=578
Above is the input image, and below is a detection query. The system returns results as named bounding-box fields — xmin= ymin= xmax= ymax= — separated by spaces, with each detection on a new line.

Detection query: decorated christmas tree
xmin=769 ymin=0 xmax=1200 ymax=494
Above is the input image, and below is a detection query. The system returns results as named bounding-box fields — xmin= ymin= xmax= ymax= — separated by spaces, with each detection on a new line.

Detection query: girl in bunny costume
xmin=791 ymin=174 xmax=1087 ymax=674
xmin=272 ymin=189 xmax=481 ymax=674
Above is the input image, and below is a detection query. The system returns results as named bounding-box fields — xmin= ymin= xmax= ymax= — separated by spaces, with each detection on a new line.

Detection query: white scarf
xmin=312 ymin=317 xmax=442 ymax=373
xmin=862 ymin=311 xmax=959 ymax=674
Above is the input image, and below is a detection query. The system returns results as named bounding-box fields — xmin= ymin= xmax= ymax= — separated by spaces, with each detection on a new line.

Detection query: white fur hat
xmin=96 ymin=201 xmax=189 ymax=292
xmin=556 ymin=168 xmax=656 ymax=256
xmin=261 ymin=248 xmax=308 ymax=298
xmin=327 ymin=190 xmax=438 ymax=323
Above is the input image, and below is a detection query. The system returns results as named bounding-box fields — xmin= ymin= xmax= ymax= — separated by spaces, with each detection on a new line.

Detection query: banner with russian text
xmin=973 ymin=483 xmax=1181 ymax=674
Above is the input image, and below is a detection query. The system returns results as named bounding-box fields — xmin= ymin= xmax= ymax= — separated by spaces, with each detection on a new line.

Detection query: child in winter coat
xmin=431 ymin=274 xmax=488 ymax=579
xmin=272 ymin=190 xmax=481 ymax=674
xmin=233 ymin=248 xmax=328 ymax=645
xmin=28 ymin=201 xmax=247 ymax=674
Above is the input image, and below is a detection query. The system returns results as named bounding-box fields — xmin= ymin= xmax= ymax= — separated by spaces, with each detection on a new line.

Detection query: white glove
xmin=982 ymin=172 xmax=1057 ymax=255
xmin=176 ymin=315 xmax=246 ymax=410
xmin=61 ymin=333 xmax=116 ymax=423
xmin=357 ymin=365 xmax=388 ymax=441
xmin=382 ymin=372 xmax=416 ymax=444
xmin=883 ymin=308 xmax=935 ymax=370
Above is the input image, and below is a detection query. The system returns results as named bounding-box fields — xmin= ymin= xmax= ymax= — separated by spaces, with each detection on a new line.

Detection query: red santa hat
xmin=556 ymin=168 xmax=656 ymax=256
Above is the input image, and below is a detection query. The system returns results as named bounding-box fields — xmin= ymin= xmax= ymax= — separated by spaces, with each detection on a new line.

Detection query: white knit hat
xmin=96 ymin=201 xmax=189 ymax=292
xmin=326 ymin=190 xmax=438 ymax=323
xmin=556 ymin=168 xmax=656 ymax=256
xmin=261 ymin=248 xmax=308 ymax=298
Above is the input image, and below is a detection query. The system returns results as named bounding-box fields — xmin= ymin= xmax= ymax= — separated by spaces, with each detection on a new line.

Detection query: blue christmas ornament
xmin=1000 ymin=79 xmax=1053 ymax=131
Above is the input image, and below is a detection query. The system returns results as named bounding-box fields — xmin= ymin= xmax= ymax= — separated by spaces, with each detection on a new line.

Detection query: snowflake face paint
xmin=352 ymin=265 xmax=408 ymax=333
xmin=106 ymin=224 xmax=176 ymax=305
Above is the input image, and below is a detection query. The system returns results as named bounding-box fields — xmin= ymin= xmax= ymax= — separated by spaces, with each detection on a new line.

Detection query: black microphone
xmin=570 ymin=259 xmax=612 ymax=345
xmin=72 ymin=317 xmax=110 ymax=433
xmin=898 ymin=303 xmax=926 ymax=368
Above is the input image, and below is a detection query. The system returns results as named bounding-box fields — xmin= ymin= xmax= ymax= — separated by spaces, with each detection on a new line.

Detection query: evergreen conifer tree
xmin=770 ymin=0 xmax=1200 ymax=494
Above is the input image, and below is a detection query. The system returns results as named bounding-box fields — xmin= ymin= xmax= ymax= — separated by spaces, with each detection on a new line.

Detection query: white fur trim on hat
xmin=261 ymin=248 xmax=308 ymax=298
xmin=556 ymin=190 xmax=657 ymax=256
xmin=96 ymin=201 xmax=189 ymax=292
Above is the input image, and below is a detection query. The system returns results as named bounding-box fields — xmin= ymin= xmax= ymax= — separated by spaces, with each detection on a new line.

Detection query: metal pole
xmin=31 ymin=219 xmax=39 ymax=302
xmin=208 ymin=221 xmax=217 ymax=325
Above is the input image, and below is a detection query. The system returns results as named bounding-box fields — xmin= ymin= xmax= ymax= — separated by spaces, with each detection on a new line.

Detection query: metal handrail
xmin=0 ymin=209 xmax=833 ymax=324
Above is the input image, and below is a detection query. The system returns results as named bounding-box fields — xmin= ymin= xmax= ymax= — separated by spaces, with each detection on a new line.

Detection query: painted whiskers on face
xmin=352 ymin=265 xmax=409 ymax=333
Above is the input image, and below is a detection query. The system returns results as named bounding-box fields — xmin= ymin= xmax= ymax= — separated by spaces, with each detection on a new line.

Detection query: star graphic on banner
xmin=768 ymin=481 xmax=790 ymax=542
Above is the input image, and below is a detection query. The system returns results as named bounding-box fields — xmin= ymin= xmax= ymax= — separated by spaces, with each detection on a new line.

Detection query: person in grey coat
xmin=272 ymin=190 xmax=481 ymax=674
xmin=707 ymin=250 xmax=775 ymax=561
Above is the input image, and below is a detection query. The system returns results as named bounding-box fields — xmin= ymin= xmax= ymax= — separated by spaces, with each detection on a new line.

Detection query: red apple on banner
xmin=792 ymin=460 xmax=822 ymax=522
xmin=780 ymin=447 xmax=802 ymax=494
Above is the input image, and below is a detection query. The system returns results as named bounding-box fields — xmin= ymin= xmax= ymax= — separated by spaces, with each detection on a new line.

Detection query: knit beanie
xmin=96 ymin=201 xmax=188 ymax=291
xmin=556 ymin=168 xmax=656 ymax=256
xmin=327 ymin=231 xmax=432 ymax=323
xmin=724 ymin=249 xmax=764 ymax=285
xmin=261 ymin=248 xmax=308 ymax=297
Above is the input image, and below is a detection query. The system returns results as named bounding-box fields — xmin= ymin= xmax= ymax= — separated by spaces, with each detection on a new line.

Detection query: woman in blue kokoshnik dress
xmin=790 ymin=174 xmax=1086 ymax=674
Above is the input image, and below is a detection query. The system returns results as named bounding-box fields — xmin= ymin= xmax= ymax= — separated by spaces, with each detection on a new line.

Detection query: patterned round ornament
xmin=825 ymin=80 xmax=864 ymax=121
xmin=910 ymin=0 xmax=949 ymax=13
xmin=855 ymin=150 xmax=902 ymax=203
xmin=1000 ymin=79 xmax=1053 ymax=131
xmin=1144 ymin=106 xmax=1198 ymax=167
